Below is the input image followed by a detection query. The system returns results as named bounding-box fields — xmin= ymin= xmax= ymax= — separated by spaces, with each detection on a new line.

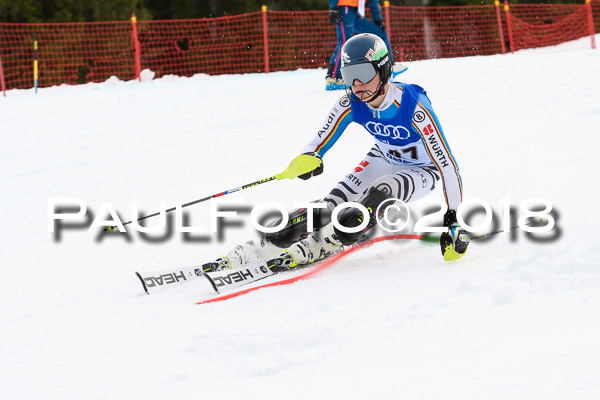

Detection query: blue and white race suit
xmin=303 ymin=82 xmax=463 ymax=211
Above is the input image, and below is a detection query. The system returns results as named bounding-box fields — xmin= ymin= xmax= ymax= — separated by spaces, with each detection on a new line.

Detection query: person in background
xmin=326 ymin=0 xmax=403 ymax=90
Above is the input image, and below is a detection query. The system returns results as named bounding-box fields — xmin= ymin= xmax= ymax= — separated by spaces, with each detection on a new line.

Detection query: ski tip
xmin=135 ymin=272 xmax=150 ymax=294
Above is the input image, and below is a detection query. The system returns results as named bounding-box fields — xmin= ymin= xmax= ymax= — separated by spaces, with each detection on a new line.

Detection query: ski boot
xmin=269 ymin=224 xmax=344 ymax=271
xmin=201 ymin=256 xmax=231 ymax=273
xmin=326 ymin=77 xmax=347 ymax=91
xmin=392 ymin=62 xmax=408 ymax=78
xmin=203 ymin=238 xmax=286 ymax=273
xmin=266 ymin=250 xmax=297 ymax=272
xmin=226 ymin=239 xmax=284 ymax=268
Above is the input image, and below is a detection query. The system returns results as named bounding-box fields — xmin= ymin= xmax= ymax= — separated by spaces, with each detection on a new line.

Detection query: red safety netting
xmin=388 ymin=5 xmax=503 ymax=61
xmin=0 ymin=21 xmax=135 ymax=90
xmin=592 ymin=0 xmax=600 ymax=32
xmin=136 ymin=11 xmax=337 ymax=77
xmin=265 ymin=10 xmax=335 ymax=72
xmin=0 ymin=3 xmax=596 ymax=91
xmin=137 ymin=12 xmax=265 ymax=77
xmin=506 ymin=3 xmax=591 ymax=51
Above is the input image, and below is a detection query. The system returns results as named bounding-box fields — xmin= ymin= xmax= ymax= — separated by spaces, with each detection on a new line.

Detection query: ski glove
xmin=440 ymin=210 xmax=470 ymax=261
xmin=329 ymin=7 xmax=342 ymax=24
xmin=374 ymin=19 xmax=386 ymax=31
xmin=276 ymin=152 xmax=323 ymax=181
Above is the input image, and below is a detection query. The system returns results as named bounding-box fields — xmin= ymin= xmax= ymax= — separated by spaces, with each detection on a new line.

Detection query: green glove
xmin=275 ymin=153 xmax=323 ymax=180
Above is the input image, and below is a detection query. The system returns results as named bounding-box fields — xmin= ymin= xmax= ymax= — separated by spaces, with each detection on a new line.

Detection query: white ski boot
xmin=280 ymin=223 xmax=344 ymax=267
xmin=201 ymin=237 xmax=286 ymax=273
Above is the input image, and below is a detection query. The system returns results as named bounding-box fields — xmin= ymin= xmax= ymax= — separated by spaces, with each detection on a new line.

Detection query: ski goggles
xmin=340 ymin=62 xmax=377 ymax=85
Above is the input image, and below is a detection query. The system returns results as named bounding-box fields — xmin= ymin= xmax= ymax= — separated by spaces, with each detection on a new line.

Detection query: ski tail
xmin=135 ymin=265 xmax=205 ymax=294
xmin=135 ymin=272 xmax=150 ymax=294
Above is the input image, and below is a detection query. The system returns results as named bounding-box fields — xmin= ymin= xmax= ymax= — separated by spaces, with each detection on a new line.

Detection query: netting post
xmin=585 ymin=0 xmax=597 ymax=49
xmin=131 ymin=13 xmax=142 ymax=81
xmin=384 ymin=1 xmax=392 ymax=44
xmin=494 ymin=0 xmax=506 ymax=54
xmin=33 ymin=33 xmax=39 ymax=93
xmin=262 ymin=5 xmax=270 ymax=73
xmin=504 ymin=0 xmax=514 ymax=53
xmin=0 ymin=50 xmax=6 ymax=97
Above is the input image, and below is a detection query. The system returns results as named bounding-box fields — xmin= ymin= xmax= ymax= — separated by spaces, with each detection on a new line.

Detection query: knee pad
xmin=264 ymin=201 xmax=331 ymax=248
xmin=333 ymin=187 xmax=391 ymax=245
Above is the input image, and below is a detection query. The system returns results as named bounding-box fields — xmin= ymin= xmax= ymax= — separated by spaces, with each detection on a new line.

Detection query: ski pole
xmin=331 ymin=21 xmax=346 ymax=80
xmin=420 ymin=217 xmax=548 ymax=243
xmin=105 ymin=175 xmax=278 ymax=232
xmin=468 ymin=217 xmax=547 ymax=240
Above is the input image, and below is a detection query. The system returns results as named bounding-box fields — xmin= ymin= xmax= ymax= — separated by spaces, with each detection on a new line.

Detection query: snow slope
xmin=1 ymin=36 xmax=599 ymax=399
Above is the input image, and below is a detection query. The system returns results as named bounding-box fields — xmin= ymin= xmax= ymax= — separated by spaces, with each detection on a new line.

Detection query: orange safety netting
xmin=593 ymin=0 xmax=600 ymax=32
xmin=507 ymin=3 xmax=592 ymax=51
xmin=137 ymin=12 xmax=266 ymax=77
xmin=0 ymin=2 xmax=596 ymax=91
xmin=389 ymin=5 xmax=503 ymax=61
xmin=0 ymin=21 xmax=136 ymax=89
xmin=265 ymin=11 xmax=335 ymax=72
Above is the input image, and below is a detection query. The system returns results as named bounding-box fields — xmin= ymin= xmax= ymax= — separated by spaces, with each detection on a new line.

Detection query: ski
xmin=204 ymin=263 xmax=275 ymax=293
xmin=197 ymin=234 xmax=424 ymax=304
xmin=135 ymin=255 xmax=298 ymax=295
xmin=203 ymin=252 xmax=329 ymax=294
xmin=137 ymin=233 xmax=371 ymax=295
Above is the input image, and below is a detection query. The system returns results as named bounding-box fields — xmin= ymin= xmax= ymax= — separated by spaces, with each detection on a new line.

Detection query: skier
xmin=205 ymin=33 xmax=469 ymax=274
xmin=326 ymin=0 xmax=397 ymax=90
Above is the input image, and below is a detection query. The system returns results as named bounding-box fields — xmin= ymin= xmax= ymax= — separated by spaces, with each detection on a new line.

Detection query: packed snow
xmin=1 ymin=35 xmax=599 ymax=399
